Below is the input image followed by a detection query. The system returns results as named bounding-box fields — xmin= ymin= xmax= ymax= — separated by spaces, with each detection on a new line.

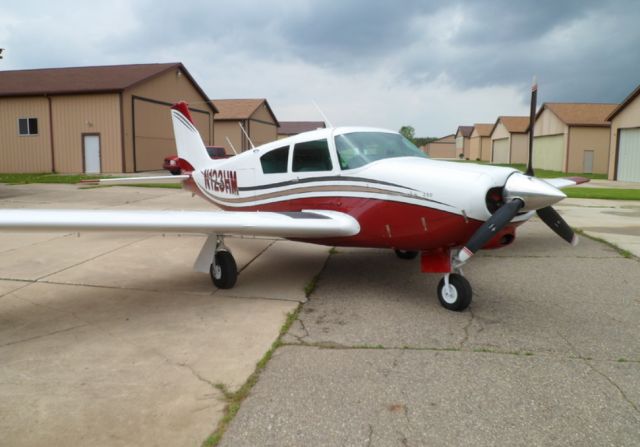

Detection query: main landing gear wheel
xmin=395 ymin=249 xmax=419 ymax=260
xmin=210 ymin=250 xmax=237 ymax=289
xmin=437 ymin=273 xmax=472 ymax=311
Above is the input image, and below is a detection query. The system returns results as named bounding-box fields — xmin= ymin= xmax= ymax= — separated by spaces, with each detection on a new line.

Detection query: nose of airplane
xmin=503 ymin=172 xmax=566 ymax=211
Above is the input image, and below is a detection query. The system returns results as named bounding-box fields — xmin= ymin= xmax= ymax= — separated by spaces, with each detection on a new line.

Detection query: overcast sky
xmin=1 ymin=0 xmax=639 ymax=136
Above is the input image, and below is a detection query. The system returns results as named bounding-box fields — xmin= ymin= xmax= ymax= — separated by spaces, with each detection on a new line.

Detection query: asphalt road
xmin=221 ymin=221 xmax=640 ymax=446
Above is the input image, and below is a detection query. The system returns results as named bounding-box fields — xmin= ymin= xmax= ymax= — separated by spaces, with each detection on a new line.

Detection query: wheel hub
xmin=441 ymin=283 xmax=458 ymax=304
xmin=213 ymin=264 xmax=222 ymax=280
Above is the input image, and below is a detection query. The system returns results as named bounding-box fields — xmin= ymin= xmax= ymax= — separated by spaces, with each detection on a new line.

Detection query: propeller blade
xmin=525 ymin=76 xmax=538 ymax=177
xmin=457 ymin=199 xmax=524 ymax=263
xmin=536 ymin=206 xmax=578 ymax=245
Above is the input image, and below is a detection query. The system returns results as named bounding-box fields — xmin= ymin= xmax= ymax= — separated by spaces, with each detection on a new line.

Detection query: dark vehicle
xmin=163 ymin=146 xmax=230 ymax=175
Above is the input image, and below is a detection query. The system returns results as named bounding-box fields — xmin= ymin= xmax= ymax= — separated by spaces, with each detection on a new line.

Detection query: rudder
xmin=170 ymin=101 xmax=211 ymax=169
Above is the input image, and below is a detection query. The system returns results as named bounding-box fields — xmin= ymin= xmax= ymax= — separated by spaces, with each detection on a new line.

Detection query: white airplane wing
xmin=0 ymin=209 xmax=360 ymax=238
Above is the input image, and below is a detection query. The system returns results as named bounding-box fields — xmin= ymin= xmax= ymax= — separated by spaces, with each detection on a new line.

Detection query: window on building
xmin=260 ymin=145 xmax=289 ymax=173
xmin=18 ymin=118 xmax=38 ymax=136
xmin=292 ymin=139 xmax=332 ymax=172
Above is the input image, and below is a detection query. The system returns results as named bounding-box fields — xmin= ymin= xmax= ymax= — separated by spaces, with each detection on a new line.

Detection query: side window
xmin=260 ymin=146 xmax=289 ymax=174
xmin=18 ymin=118 xmax=38 ymax=136
xmin=292 ymin=139 xmax=332 ymax=172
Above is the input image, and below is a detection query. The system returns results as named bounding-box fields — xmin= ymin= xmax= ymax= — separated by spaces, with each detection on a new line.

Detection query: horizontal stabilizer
xmin=0 ymin=209 xmax=360 ymax=238
xmin=80 ymin=175 xmax=190 ymax=186
xmin=543 ymin=177 xmax=590 ymax=189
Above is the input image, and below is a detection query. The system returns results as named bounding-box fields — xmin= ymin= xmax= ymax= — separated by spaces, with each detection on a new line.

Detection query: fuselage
xmin=184 ymin=127 xmax=529 ymax=251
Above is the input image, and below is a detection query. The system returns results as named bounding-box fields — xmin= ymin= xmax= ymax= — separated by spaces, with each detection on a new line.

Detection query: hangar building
xmin=532 ymin=103 xmax=616 ymax=174
xmin=0 ymin=63 xmax=217 ymax=173
xmin=607 ymin=84 xmax=640 ymax=182
xmin=212 ymin=99 xmax=279 ymax=154
xmin=469 ymin=123 xmax=493 ymax=161
xmin=490 ymin=116 xmax=530 ymax=165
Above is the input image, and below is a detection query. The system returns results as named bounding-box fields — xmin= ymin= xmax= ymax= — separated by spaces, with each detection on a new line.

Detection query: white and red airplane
xmin=0 ymin=85 xmax=586 ymax=311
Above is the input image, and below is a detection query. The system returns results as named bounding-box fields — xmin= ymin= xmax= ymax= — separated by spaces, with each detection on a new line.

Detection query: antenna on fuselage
xmin=238 ymin=123 xmax=255 ymax=149
xmin=312 ymin=100 xmax=334 ymax=128
xmin=225 ymin=136 xmax=238 ymax=155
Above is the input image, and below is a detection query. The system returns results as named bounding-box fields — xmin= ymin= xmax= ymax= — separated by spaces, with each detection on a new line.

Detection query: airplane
xmin=0 ymin=82 xmax=586 ymax=311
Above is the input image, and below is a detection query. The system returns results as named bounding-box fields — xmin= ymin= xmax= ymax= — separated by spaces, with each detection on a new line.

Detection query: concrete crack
xmin=177 ymin=361 xmax=217 ymax=389
xmin=587 ymin=361 xmax=640 ymax=416
xmin=460 ymin=309 xmax=474 ymax=348
xmin=558 ymin=330 xmax=640 ymax=416
xmin=366 ymin=424 xmax=373 ymax=447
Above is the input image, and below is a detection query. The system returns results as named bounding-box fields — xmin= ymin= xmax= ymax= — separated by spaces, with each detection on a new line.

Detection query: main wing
xmin=0 ymin=209 xmax=360 ymax=238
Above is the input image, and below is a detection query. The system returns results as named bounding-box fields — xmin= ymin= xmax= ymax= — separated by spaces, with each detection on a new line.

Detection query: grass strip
xmin=202 ymin=307 xmax=301 ymax=446
xmin=563 ymin=187 xmax=640 ymax=200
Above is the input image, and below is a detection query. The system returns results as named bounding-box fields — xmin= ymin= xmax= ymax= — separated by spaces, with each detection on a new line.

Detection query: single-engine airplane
xmin=0 ymin=82 xmax=586 ymax=311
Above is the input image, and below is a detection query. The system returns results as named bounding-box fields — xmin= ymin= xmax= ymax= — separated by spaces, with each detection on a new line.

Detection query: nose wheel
xmin=437 ymin=273 xmax=472 ymax=311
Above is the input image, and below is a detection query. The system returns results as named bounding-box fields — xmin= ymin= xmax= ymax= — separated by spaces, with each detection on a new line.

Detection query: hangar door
xmin=617 ymin=128 xmax=640 ymax=182
xmin=532 ymin=135 xmax=564 ymax=171
xmin=133 ymin=97 xmax=211 ymax=172
xmin=492 ymin=138 xmax=509 ymax=164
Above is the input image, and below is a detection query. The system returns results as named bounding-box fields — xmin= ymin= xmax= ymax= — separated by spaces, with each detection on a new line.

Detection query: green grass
xmin=563 ymin=187 xmax=640 ymax=200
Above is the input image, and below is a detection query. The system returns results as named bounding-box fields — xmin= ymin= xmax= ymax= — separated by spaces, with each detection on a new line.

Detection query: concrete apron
xmin=0 ymin=183 xmax=326 ymax=446
xmin=555 ymin=198 xmax=640 ymax=257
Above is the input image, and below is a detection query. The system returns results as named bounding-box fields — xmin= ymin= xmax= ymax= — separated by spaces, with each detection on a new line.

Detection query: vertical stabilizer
xmin=170 ymin=101 xmax=211 ymax=169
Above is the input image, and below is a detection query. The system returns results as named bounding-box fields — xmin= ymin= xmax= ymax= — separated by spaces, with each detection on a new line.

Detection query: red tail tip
xmin=171 ymin=101 xmax=194 ymax=124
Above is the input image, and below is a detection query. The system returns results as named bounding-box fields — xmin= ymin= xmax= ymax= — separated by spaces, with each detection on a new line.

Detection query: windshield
xmin=335 ymin=132 xmax=428 ymax=170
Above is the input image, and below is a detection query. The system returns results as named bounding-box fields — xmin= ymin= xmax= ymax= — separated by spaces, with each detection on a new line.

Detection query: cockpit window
xmin=260 ymin=146 xmax=289 ymax=174
xmin=292 ymin=139 xmax=333 ymax=172
xmin=335 ymin=132 xmax=427 ymax=170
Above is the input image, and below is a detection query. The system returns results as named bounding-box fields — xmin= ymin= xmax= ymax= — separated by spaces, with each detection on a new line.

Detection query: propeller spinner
xmin=456 ymin=78 xmax=578 ymax=265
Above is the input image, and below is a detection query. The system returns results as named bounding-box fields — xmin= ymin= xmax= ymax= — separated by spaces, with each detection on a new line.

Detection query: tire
xmin=210 ymin=251 xmax=238 ymax=289
xmin=437 ymin=274 xmax=472 ymax=311
xmin=170 ymin=169 xmax=181 ymax=175
xmin=394 ymin=249 xmax=419 ymax=260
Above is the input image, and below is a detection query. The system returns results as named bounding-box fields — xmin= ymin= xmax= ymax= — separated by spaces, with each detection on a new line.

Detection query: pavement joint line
xmin=0 ymin=276 xmax=217 ymax=297
xmin=277 ymin=341 xmax=640 ymax=364
xmin=0 ymin=233 xmax=73 ymax=256
xmin=35 ymin=233 xmax=157 ymax=282
xmin=0 ymin=279 xmax=34 ymax=300
xmin=0 ymin=323 xmax=89 ymax=348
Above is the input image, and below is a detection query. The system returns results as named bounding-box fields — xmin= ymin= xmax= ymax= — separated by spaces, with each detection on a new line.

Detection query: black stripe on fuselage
xmin=238 ymin=176 xmax=419 ymax=193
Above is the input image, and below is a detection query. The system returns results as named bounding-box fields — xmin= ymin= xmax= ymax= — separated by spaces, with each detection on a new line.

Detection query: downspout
xmin=47 ymin=95 xmax=55 ymax=173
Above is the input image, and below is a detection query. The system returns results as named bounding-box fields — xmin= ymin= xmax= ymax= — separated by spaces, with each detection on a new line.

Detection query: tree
xmin=399 ymin=125 xmax=415 ymax=142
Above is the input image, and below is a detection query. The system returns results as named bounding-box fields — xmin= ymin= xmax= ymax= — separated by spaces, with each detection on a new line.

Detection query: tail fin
xmin=170 ymin=101 xmax=211 ymax=169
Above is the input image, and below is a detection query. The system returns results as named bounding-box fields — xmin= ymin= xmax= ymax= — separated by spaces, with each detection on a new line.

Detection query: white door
xmin=583 ymin=150 xmax=594 ymax=174
xmin=83 ymin=135 xmax=100 ymax=174
xmin=617 ymin=128 xmax=640 ymax=182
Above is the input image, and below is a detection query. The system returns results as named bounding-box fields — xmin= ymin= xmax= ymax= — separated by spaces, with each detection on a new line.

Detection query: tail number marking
xmin=203 ymin=169 xmax=238 ymax=195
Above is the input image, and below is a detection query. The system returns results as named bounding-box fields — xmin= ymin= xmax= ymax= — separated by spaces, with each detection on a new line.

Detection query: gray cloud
xmin=1 ymin=0 xmax=639 ymax=134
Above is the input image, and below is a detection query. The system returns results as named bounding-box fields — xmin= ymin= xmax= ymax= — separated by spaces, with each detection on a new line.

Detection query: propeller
xmin=456 ymin=77 xmax=578 ymax=265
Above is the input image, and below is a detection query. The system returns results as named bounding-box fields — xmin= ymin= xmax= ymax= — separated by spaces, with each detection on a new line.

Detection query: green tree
xmin=399 ymin=125 xmax=415 ymax=142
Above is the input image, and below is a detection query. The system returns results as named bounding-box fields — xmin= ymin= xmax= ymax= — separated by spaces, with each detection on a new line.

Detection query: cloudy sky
xmin=1 ymin=0 xmax=639 ymax=136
